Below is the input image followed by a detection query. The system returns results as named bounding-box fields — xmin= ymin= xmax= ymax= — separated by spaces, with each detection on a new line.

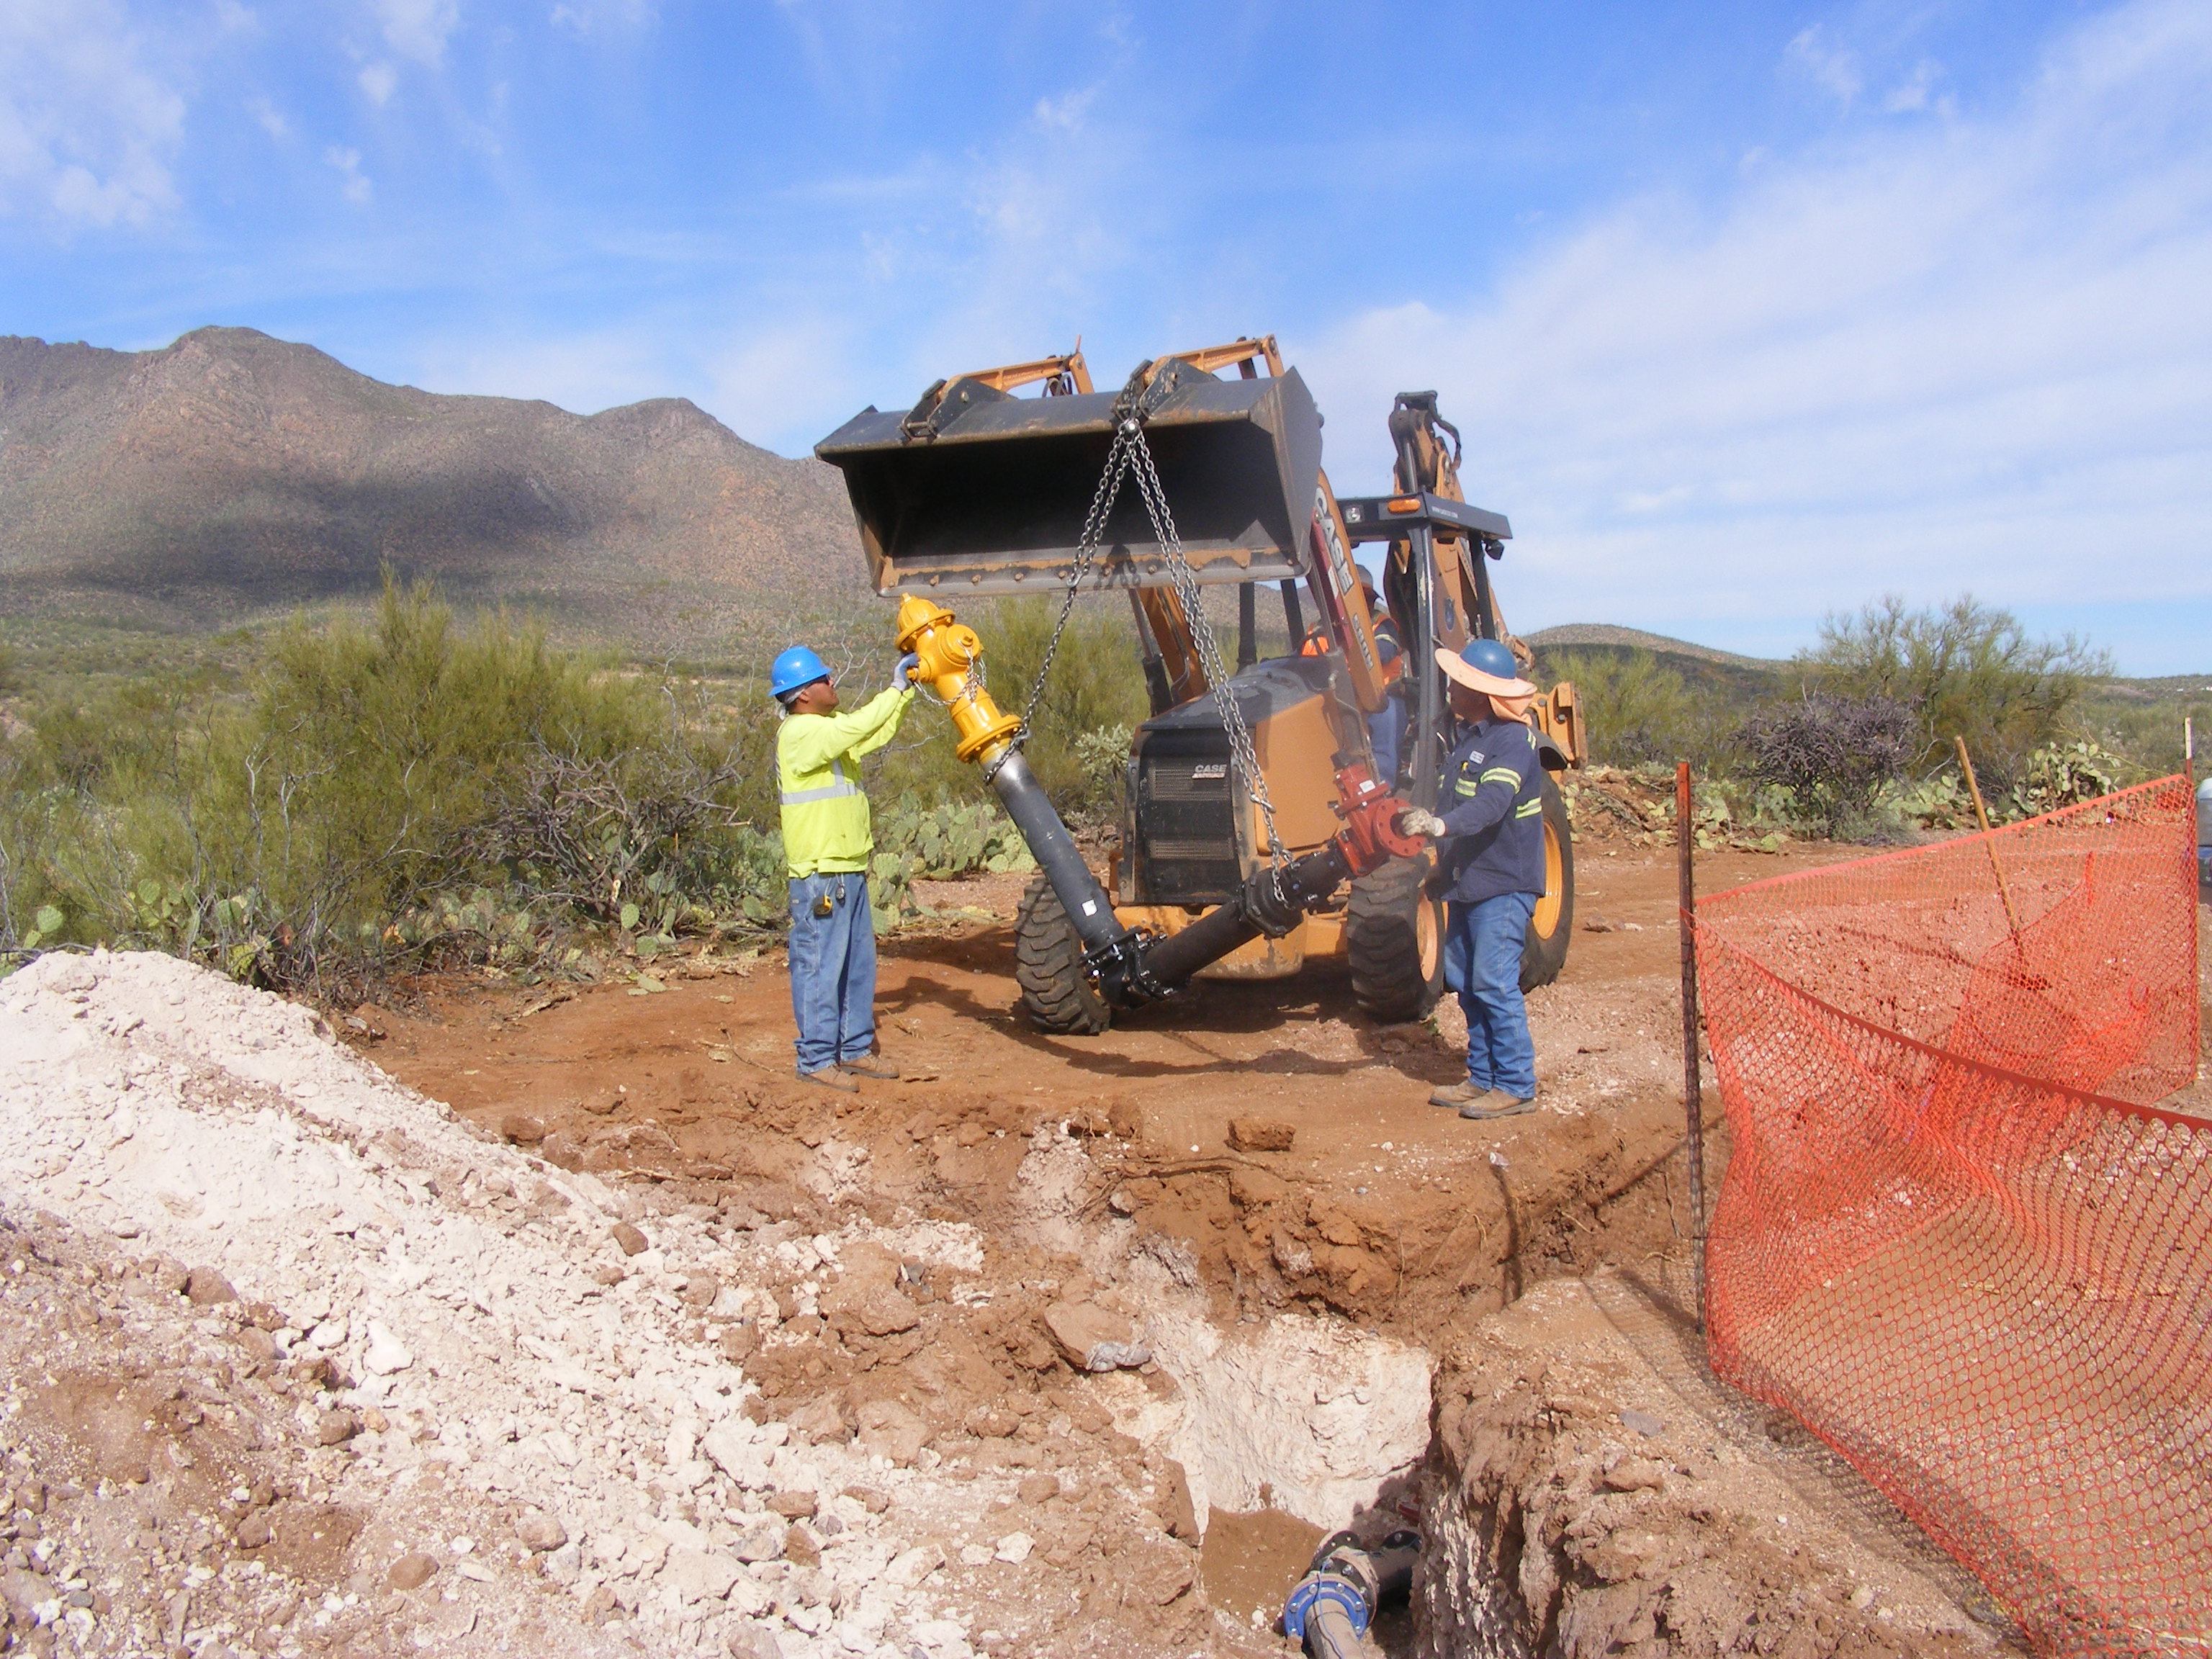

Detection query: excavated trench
xmin=351 ymin=838 xmax=2015 ymax=1657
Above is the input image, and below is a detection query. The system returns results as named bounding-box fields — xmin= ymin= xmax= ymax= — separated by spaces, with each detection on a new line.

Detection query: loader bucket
xmin=814 ymin=361 xmax=1324 ymax=598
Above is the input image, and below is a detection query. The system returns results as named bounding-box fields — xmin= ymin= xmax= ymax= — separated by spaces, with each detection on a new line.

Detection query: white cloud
xmin=370 ymin=0 xmax=459 ymax=65
xmin=0 ymin=0 xmax=185 ymax=229
xmin=1786 ymin=23 xmax=1863 ymax=105
xmin=1882 ymin=59 xmax=1948 ymax=114
xmin=325 ymin=144 xmax=372 ymax=204
xmin=247 ymin=96 xmax=289 ymax=141
xmin=1302 ymin=0 xmax=2212 ymax=660
xmin=549 ymin=0 xmax=655 ymax=37
xmin=359 ymin=60 xmax=398 ymax=103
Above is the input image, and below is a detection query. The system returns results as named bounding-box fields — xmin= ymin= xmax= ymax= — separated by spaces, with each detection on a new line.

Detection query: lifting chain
xmin=993 ymin=382 xmax=1290 ymax=875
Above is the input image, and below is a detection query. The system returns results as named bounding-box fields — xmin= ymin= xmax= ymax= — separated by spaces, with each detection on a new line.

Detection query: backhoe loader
xmin=815 ymin=337 xmax=1581 ymax=1033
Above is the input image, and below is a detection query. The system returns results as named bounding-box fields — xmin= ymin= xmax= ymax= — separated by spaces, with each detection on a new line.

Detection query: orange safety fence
xmin=1694 ymin=775 xmax=2208 ymax=1657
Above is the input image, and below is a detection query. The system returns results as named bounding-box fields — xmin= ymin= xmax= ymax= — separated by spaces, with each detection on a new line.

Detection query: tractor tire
xmin=1015 ymin=874 xmax=1112 ymax=1035
xmin=1520 ymin=771 xmax=1575 ymax=991
xmin=1347 ymin=853 xmax=1447 ymax=1023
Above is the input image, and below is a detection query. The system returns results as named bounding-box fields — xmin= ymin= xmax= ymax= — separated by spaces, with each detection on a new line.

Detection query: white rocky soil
xmin=0 ymin=950 xmax=1095 ymax=1659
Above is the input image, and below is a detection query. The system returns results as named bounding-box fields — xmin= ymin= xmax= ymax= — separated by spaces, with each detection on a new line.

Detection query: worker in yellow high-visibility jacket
xmin=769 ymin=644 xmax=919 ymax=1092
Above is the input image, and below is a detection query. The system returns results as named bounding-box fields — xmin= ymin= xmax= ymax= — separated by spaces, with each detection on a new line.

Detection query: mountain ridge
xmin=0 ymin=326 xmax=863 ymax=642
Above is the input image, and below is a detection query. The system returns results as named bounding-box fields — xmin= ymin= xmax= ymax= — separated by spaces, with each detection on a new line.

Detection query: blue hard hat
xmin=770 ymin=645 xmax=831 ymax=699
xmin=1459 ymin=637 xmax=1519 ymax=680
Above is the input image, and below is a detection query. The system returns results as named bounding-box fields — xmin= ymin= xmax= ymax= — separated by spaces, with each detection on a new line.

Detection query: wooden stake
xmin=1676 ymin=761 xmax=1707 ymax=1336
xmin=1954 ymin=735 xmax=2027 ymax=941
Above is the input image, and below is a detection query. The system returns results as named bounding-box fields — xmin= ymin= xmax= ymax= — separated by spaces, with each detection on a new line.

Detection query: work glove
xmin=891 ymin=652 xmax=922 ymax=693
xmin=1396 ymin=807 xmax=1449 ymax=839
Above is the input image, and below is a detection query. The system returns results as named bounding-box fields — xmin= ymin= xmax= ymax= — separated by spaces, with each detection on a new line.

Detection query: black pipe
xmin=1140 ymin=843 xmax=1350 ymax=989
xmin=1238 ymin=582 xmax=1259 ymax=670
xmin=1410 ymin=522 xmax=1441 ymax=811
xmin=1280 ymin=577 xmax=1305 ymax=647
xmin=987 ymin=751 xmax=1126 ymax=956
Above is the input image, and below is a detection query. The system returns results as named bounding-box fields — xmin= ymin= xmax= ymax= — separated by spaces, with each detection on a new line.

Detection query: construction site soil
xmin=12 ymin=835 xmax=2188 ymax=1658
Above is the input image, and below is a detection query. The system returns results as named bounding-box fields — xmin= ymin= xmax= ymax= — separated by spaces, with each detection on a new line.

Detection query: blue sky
xmin=4 ymin=1 xmax=2208 ymax=672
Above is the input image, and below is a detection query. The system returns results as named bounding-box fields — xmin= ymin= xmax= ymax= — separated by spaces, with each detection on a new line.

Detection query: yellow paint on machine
xmin=1112 ymin=907 xmax=1346 ymax=980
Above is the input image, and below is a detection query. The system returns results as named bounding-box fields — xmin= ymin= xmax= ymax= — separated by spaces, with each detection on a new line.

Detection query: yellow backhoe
xmin=816 ymin=337 xmax=1581 ymax=1033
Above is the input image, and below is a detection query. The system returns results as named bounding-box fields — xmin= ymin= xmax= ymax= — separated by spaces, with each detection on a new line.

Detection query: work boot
xmin=796 ymin=1066 xmax=858 ymax=1094
xmin=1429 ymin=1081 xmax=1488 ymax=1110
xmin=1460 ymin=1090 xmax=1538 ymax=1120
xmin=839 ymin=1053 xmax=900 ymax=1081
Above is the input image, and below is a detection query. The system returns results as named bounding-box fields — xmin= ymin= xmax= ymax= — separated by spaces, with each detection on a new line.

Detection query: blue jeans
xmin=1443 ymin=891 xmax=1537 ymax=1098
xmin=1367 ymin=700 xmax=1403 ymax=789
xmin=787 ymin=872 xmax=877 ymax=1074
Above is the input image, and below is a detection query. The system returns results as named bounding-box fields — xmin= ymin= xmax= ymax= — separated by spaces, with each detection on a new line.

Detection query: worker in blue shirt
xmin=1358 ymin=565 xmax=1408 ymax=788
xmin=1396 ymin=638 xmax=1547 ymax=1119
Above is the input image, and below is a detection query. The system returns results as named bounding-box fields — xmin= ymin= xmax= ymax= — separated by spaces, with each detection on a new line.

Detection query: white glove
xmin=892 ymin=652 xmax=922 ymax=692
xmin=1397 ymin=808 xmax=1448 ymax=839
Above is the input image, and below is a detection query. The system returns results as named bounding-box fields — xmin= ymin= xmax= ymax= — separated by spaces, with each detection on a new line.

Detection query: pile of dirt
xmin=0 ymin=950 xmax=1225 ymax=1658
xmin=1415 ymin=1274 xmax=2021 ymax=1658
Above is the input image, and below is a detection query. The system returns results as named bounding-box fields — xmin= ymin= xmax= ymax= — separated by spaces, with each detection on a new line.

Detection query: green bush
xmin=1793 ymin=595 xmax=2110 ymax=791
xmin=1540 ymin=648 xmax=1740 ymax=770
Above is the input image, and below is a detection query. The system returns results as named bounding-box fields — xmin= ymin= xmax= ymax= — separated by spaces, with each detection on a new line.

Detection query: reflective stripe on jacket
xmin=1434 ymin=715 xmax=1546 ymax=905
xmin=776 ymin=686 xmax=913 ymax=877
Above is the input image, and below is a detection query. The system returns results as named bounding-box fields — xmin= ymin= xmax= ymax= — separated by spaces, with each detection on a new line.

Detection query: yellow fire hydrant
xmin=893 ymin=596 xmax=1023 ymax=765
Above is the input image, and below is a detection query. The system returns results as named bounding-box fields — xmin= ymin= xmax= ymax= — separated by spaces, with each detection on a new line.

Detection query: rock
xmin=786 ymin=1395 xmax=845 ymax=1444
xmin=731 ymin=1519 xmax=785 ymax=1564
xmin=186 ymin=1266 xmax=238 ymax=1305
xmin=315 ymin=1409 xmax=359 ymax=1445
xmin=1016 ymin=1473 xmax=1059 ymax=1506
xmin=769 ymin=1488 xmax=818 ymax=1519
xmin=594 ymin=1263 xmax=626 ymax=1287
xmin=822 ymin=1281 xmax=922 ymax=1338
xmin=702 ymin=1420 xmax=773 ymax=1489
xmin=1226 ymin=1116 xmax=1295 ymax=1153
xmin=363 ymin=1321 xmax=413 ymax=1375
xmin=1 ymin=1567 xmax=55 ymax=1617
xmin=963 ymin=1403 xmax=1017 ymax=1439
xmin=665 ymin=1546 xmax=744 ymax=1604
xmin=727 ymin=1624 xmax=785 ymax=1659
xmin=783 ymin=1524 xmax=820 ymax=1568
xmin=1125 ymin=1538 xmax=1196 ymax=1604
xmin=885 ymin=1544 xmax=945 ymax=1588
xmin=842 ymin=1485 xmax=891 ymax=1515
xmin=1619 ymin=1408 xmax=1664 ymax=1438
xmin=993 ymin=1532 xmax=1033 ymax=1564
xmin=1155 ymin=1460 xmax=1198 ymax=1539
xmin=235 ymin=1326 xmax=276 ymax=1363
xmin=500 ymin=1114 xmax=547 ymax=1145
xmin=610 ymin=1222 xmax=649 ymax=1256
xmin=1107 ymin=1100 xmax=1143 ymax=1140
xmin=386 ymin=1552 xmax=439 ymax=1591
xmin=1603 ymin=1457 xmax=1668 ymax=1493
xmin=235 ymin=1512 xmax=271 ymax=1549
xmin=515 ymin=1511 xmax=567 ymax=1552
xmin=854 ymin=1399 xmax=929 ymax=1467
xmin=680 ymin=1272 xmax=719 ymax=1305
xmin=719 ymin=1321 xmax=759 ymax=1363
xmin=1043 ymin=1301 xmax=1151 ymax=1372
xmin=544 ymin=1542 xmax=581 ymax=1585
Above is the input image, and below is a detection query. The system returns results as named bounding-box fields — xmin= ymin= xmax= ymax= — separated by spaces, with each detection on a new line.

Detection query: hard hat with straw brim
xmin=1434 ymin=637 xmax=1535 ymax=698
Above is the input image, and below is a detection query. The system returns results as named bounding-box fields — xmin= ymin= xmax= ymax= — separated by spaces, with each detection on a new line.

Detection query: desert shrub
xmin=971 ymin=597 xmax=1150 ymax=804
xmin=1794 ymin=595 xmax=2109 ymax=791
xmin=1540 ymin=648 xmax=1740 ymax=770
xmin=2008 ymin=739 xmax=2123 ymax=819
xmin=1737 ymin=693 xmax=1917 ymax=835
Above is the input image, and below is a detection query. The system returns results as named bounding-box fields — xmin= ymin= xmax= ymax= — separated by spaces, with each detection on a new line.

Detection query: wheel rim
xmin=1532 ymin=817 xmax=1565 ymax=938
xmin=1417 ymin=897 xmax=1441 ymax=980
